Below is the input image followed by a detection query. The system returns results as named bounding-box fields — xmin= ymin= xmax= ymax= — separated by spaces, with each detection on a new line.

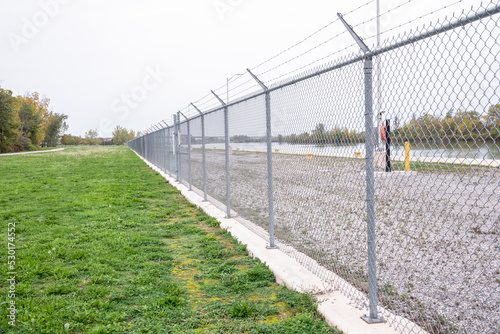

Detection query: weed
xmin=230 ymin=301 xmax=257 ymax=318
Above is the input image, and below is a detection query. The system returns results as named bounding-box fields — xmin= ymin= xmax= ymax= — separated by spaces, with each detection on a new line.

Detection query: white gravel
xmin=181 ymin=148 xmax=499 ymax=334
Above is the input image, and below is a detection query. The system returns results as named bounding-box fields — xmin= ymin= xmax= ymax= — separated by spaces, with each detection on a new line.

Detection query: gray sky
xmin=0 ymin=0 xmax=488 ymax=137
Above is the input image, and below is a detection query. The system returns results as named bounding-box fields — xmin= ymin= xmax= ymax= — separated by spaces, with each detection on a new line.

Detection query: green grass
xmin=390 ymin=159 xmax=495 ymax=175
xmin=0 ymin=146 xmax=339 ymax=333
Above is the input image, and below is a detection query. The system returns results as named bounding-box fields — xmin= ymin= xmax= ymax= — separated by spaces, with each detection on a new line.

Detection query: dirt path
xmin=0 ymin=148 xmax=66 ymax=156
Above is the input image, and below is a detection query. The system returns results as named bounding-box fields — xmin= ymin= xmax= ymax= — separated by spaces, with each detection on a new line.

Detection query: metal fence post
xmin=168 ymin=126 xmax=173 ymax=177
xmin=363 ymin=56 xmax=382 ymax=323
xmin=177 ymin=112 xmax=183 ymax=184
xmin=158 ymin=130 xmax=161 ymax=171
xmin=179 ymin=111 xmax=192 ymax=191
xmin=166 ymin=125 xmax=170 ymax=176
xmin=338 ymin=12 xmax=384 ymax=324
xmin=187 ymin=120 xmax=191 ymax=190
xmin=174 ymin=114 xmax=179 ymax=182
xmin=154 ymin=131 xmax=157 ymax=167
xmin=211 ymin=90 xmax=231 ymax=218
xmin=160 ymin=128 xmax=164 ymax=172
xmin=247 ymin=69 xmax=276 ymax=249
xmin=162 ymin=128 xmax=166 ymax=172
xmin=151 ymin=128 xmax=155 ymax=164
xmin=142 ymin=136 xmax=145 ymax=158
xmin=162 ymin=121 xmax=169 ymax=174
xmin=157 ymin=127 xmax=161 ymax=171
xmin=191 ymin=103 xmax=208 ymax=201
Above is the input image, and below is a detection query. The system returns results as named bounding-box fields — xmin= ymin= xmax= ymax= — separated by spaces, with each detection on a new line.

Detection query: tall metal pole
xmin=376 ymin=0 xmax=383 ymax=151
xmin=247 ymin=69 xmax=276 ymax=249
xmin=211 ymin=90 xmax=231 ymax=218
xmin=192 ymin=103 xmax=208 ymax=202
xmin=338 ymin=12 xmax=384 ymax=324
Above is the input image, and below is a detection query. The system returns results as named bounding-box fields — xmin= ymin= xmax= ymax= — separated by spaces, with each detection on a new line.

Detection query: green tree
xmin=486 ymin=104 xmax=500 ymax=139
xmin=0 ymin=89 xmax=19 ymax=153
xmin=44 ymin=113 xmax=68 ymax=147
xmin=19 ymin=92 xmax=51 ymax=147
xmin=61 ymin=134 xmax=84 ymax=145
xmin=452 ymin=110 xmax=483 ymax=141
xmin=18 ymin=101 xmax=42 ymax=150
xmin=311 ymin=123 xmax=326 ymax=143
xmin=84 ymin=129 xmax=100 ymax=145
xmin=112 ymin=126 xmax=135 ymax=145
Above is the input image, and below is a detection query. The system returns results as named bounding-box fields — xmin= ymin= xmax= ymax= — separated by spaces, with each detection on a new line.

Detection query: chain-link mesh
xmin=227 ymin=95 xmax=269 ymax=227
xmin=270 ymin=58 xmax=374 ymax=304
xmin=371 ymin=5 xmax=500 ymax=333
xmin=179 ymin=119 xmax=190 ymax=188
xmin=188 ymin=115 xmax=204 ymax=198
xmin=202 ymin=108 xmax=226 ymax=208
xmin=126 ymin=3 xmax=500 ymax=333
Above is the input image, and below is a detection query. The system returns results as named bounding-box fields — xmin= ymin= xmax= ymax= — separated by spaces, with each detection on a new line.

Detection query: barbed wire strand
xmin=266 ymin=42 xmax=360 ymax=85
xmin=364 ymin=0 xmax=467 ymax=43
xmin=177 ymin=1 xmax=378 ymax=114
xmin=250 ymin=0 xmax=376 ymax=72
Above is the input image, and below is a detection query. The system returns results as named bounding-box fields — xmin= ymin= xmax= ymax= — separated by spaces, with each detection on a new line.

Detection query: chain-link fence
xmin=127 ymin=3 xmax=500 ymax=333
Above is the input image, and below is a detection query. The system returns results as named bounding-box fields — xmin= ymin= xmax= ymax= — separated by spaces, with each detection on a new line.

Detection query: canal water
xmin=194 ymin=141 xmax=500 ymax=160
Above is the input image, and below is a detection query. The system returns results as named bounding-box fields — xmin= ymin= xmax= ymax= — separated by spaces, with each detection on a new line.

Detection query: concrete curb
xmin=137 ymin=155 xmax=426 ymax=334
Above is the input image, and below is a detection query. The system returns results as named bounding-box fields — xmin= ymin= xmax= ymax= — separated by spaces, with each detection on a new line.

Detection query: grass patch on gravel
xmin=0 ymin=145 xmax=339 ymax=333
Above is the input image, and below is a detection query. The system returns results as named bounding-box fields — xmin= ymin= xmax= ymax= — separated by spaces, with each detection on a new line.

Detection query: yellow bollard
xmin=306 ymin=153 xmax=313 ymax=159
xmin=275 ymin=149 xmax=279 ymax=153
xmin=404 ymin=142 xmax=410 ymax=172
xmin=354 ymin=151 xmax=361 ymax=157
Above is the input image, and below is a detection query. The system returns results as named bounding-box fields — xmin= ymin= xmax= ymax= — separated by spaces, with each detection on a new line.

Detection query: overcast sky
xmin=0 ymin=0 xmax=489 ymax=137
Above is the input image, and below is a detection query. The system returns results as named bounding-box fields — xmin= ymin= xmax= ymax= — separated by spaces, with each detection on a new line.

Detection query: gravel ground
xmin=179 ymin=148 xmax=499 ymax=334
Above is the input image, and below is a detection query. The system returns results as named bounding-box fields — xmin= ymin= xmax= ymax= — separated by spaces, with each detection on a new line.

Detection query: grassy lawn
xmin=390 ymin=159 xmax=495 ymax=174
xmin=0 ymin=146 xmax=338 ymax=334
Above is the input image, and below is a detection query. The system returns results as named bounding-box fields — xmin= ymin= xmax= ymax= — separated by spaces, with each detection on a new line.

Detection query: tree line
xmin=276 ymin=105 xmax=499 ymax=145
xmin=392 ymin=105 xmax=500 ymax=142
xmin=0 ymin=88 xmax=68 ymax=153
xmin=60 ymin=126 xmax=135 ymax=146
xmin=0 ymin=87 xmax=136 ymax=153
xmin=277 ymin=123 xmax=364 ymax=145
